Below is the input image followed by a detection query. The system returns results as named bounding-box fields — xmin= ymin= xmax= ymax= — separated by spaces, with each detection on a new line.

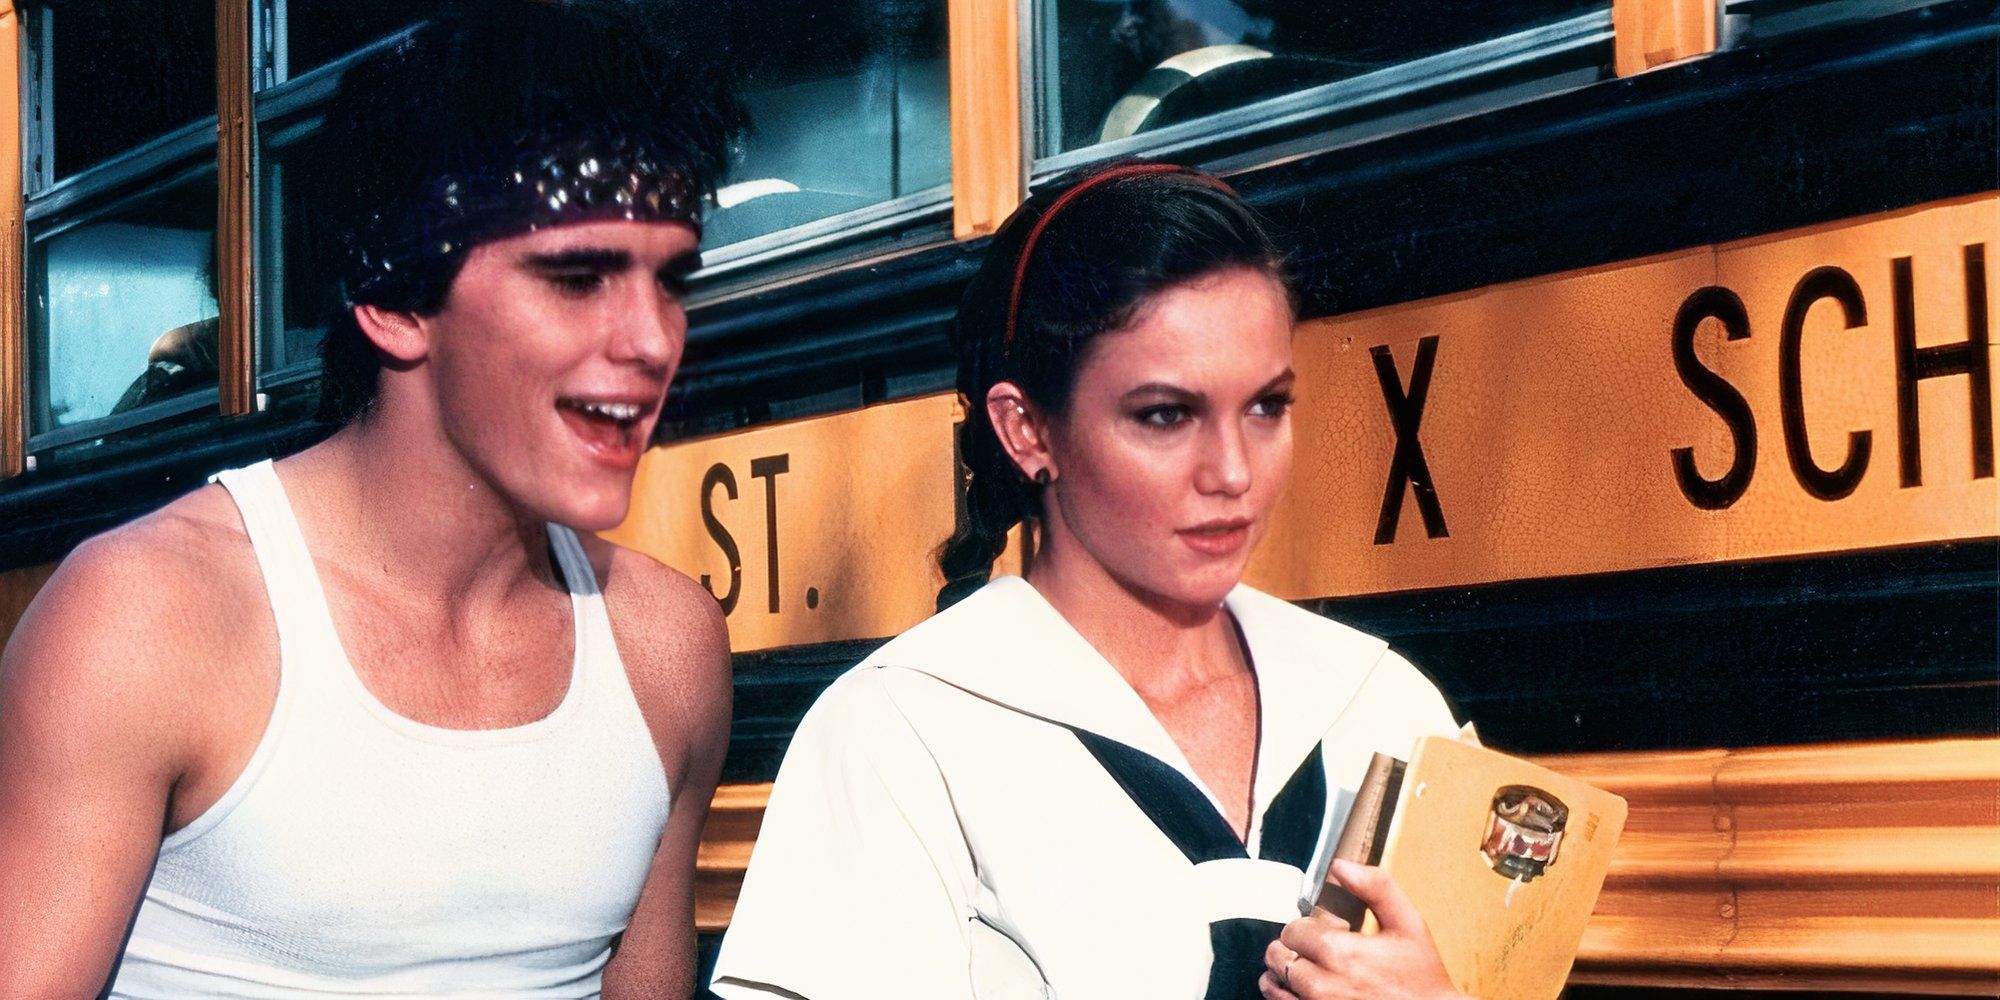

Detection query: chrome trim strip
xmin=1725 ymin=0 xmax=1952 ymax=39
xmin=1031 ymin=8 xmax=1613 ymax=178
xmin=1203 ymin=64 xmax=1606 ymax=179
xmin=693 ymin=184 xmax=953 ymax=279
xmin=23 ymin=117 xmax=218 ymax=222
xmin=686 ymin=233 xmax=962 ymax=328
xmin=25 ymin=162 xmax=217 ymax=242
xmin=252 ymin=23 xmax=421 ymax=121
xmin=26 ymin=387 xmax=221 ymax=452
xmin=258 ymin=359 xmax=320 ymax=391
xmin=22 ymin=10 xmax=53 ymax=197
xmin=1021 ymin=0 xmax=1041 ymax=205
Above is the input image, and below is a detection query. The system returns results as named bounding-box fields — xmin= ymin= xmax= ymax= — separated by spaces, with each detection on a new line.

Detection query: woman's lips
xmin=1178 ymin=519 xmax=1252 ymax=556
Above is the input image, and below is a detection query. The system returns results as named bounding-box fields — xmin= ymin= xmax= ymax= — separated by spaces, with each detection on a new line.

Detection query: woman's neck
xmin=1025 ymin=531 xmax=1246 ymax=703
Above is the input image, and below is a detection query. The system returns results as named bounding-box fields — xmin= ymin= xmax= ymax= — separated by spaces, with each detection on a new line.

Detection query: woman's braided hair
xmin=935 ymin=161 xmax=1291 ymax=611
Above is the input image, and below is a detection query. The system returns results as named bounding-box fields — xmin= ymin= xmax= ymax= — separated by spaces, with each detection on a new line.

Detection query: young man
xmin=0 ymin=3 xmax=742 ymax=995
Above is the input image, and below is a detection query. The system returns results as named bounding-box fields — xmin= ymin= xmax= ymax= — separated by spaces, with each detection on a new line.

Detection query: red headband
xmin=1003 ymin=163 xmax=1237 ymax=351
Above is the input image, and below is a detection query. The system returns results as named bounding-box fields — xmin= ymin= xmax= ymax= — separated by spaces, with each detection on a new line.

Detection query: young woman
xmin=711 ymin=162 xmax=1467 ymax=1000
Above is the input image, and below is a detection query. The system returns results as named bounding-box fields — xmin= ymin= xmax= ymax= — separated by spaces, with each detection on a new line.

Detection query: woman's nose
xmin=1196 ymin=421 xmax=1254 ymax=496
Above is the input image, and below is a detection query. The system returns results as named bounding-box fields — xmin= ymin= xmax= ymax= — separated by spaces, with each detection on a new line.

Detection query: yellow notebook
xmin=1320 ymin=736 xmax=1627 ymax=1000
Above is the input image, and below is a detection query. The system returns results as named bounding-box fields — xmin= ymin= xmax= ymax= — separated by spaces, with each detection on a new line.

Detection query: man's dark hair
xmin=309 ymin=0 xmax=746 ymax=425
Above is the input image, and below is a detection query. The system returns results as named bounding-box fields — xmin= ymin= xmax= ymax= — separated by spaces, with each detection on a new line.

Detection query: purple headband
xmin=345 ymin=131 xmax=701 ymax=304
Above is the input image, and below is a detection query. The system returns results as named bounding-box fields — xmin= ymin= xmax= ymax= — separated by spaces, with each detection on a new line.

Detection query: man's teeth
xmin=563 ymin=399 xmax=642 ymax=421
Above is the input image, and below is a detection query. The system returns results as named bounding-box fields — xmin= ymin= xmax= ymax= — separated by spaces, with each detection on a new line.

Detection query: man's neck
xmin=285 ymin=408 xmax=557 ymax=611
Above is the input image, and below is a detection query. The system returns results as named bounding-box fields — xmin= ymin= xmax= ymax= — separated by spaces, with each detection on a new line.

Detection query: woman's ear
xmin=351 ymin=304 xmax=431 ymax=364
xmin=985 ymin=381 xmax=1056 ymax=483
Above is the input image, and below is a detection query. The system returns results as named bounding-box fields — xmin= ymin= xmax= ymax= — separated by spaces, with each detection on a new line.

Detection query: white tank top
xmin=109 ymin=460 xmax=672 ymax=998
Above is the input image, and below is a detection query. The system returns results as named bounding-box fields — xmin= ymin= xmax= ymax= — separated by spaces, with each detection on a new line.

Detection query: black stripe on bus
xmin=717 ymin=540 xmax=1996 ymax=780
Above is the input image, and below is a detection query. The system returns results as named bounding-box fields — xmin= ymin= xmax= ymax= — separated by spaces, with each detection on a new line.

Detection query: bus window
xmin=256 ymin=120 xmax=340 ymax=383
xmin=1031 ymin=0 xmax=1605 ymax=160
xmin=250 ymin=1 xmax=454 ymax=385
xmin=699 ymin=1 xmax=951 ymax=258
xmin=30 ymin=0 xmax=216 ymax=183
xmin=28 ymin=171 xmax=220 ymax=437
xmin=253 ymin=1 xmax=954 ymax=378
xmin=20 ymin=0 xmax=222 ymax=448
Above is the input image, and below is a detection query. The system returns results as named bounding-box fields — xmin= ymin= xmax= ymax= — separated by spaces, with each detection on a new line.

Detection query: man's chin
xmin=554 ymin=488 xmax=635 ymax=535
xmin=510 ymin=464 xmax=636 ymax=534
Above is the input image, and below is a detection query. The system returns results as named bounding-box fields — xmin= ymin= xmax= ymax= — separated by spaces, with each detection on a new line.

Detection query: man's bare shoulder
xmin=5 ymin=485 xmax=264 ymax=691
xmin=1 ymin=484 xmax=268 ymax=770
xmin=578 ymin=536 xmax=730 ymax=735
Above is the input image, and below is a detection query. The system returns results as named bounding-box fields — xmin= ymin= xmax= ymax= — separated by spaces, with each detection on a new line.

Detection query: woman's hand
xmin=1259 ymin=859 xmax=1467 ymax=1000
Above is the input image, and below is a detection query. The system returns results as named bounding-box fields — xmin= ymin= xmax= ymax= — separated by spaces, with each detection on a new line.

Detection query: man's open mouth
xmin=556 ymin=396 xmax=652 ymax=462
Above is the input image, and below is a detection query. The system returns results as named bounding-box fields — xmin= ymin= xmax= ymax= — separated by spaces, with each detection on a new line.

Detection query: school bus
xmin=0 ymin=0 xmax=1993 ymax=995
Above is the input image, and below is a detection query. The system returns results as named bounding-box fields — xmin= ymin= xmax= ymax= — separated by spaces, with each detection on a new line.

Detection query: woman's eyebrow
xmin=1120 ymin=382 xmax=1201 ymax=404
xmin=521 ymin=247 xmax=633 ymax=271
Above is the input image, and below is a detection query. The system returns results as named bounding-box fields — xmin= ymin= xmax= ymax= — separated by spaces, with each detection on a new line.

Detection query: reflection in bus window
xmin=27 ymin=0 xmax=216 ymax=181
xmin=31 ymin=174 xmax=221 ymax=433
xmin=253 ymin=2 xmax=453 ymax=380
xmin=1034 ymin=0 xmax=1603 ymax=157
xmin=258 ymin=125 xmax=343 ymax=379
xmin=269 ymin=0 xmax=452 ymax=82
xmin=701 ymin=0 xmax=950 ymax=249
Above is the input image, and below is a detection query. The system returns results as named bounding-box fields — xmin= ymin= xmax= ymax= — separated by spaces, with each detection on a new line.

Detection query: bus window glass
xmin=256 ymin=1 xmax=953 ymax=377
xmin=34 ymin=0 xmax=216 ymax=181
xmin=1033 ymin=0 xmax=1604 ymax=158
xmin=1726 ymin=0 xmax=1952 ymax=44
xmin=254 ymin=0 xmax=451 ymax=380
xmin=273 ymin=0 xmax=453 ymax=82
xmin=701 ymin=0 xmax=951 ymax=249
xmin=257 ymin=128 xmax=343 ymax=378
xmin=30 ymin=173 xmax=221 ymax=433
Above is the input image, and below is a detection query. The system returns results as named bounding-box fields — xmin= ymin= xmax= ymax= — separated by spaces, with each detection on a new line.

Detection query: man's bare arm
xmin=0 ymin=532 xmax=207 ymax=994
xmin=598 ymin=547 xmax=734 ymax=998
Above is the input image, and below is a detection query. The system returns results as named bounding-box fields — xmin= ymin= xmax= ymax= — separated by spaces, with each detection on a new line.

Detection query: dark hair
xmin=935 ymin=161 xmax=1290 ymax=611
xmin=309 ymin=0 xmax=745 ymax=425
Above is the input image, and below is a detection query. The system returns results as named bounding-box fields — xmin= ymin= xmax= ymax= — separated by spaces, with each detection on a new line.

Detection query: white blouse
xmin=711 ymin=576 xmax=1458 ymax=1000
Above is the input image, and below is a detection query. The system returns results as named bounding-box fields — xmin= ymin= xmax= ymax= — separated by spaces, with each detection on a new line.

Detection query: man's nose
xmin=613 ymin=281 xmax=685 ymax=371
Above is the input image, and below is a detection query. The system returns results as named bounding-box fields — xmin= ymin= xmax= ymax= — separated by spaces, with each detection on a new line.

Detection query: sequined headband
xmin=345 ymin=131 xmax=702 ymax=303
xmin=1003 ymin=162 xmax=1237 ymax=351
